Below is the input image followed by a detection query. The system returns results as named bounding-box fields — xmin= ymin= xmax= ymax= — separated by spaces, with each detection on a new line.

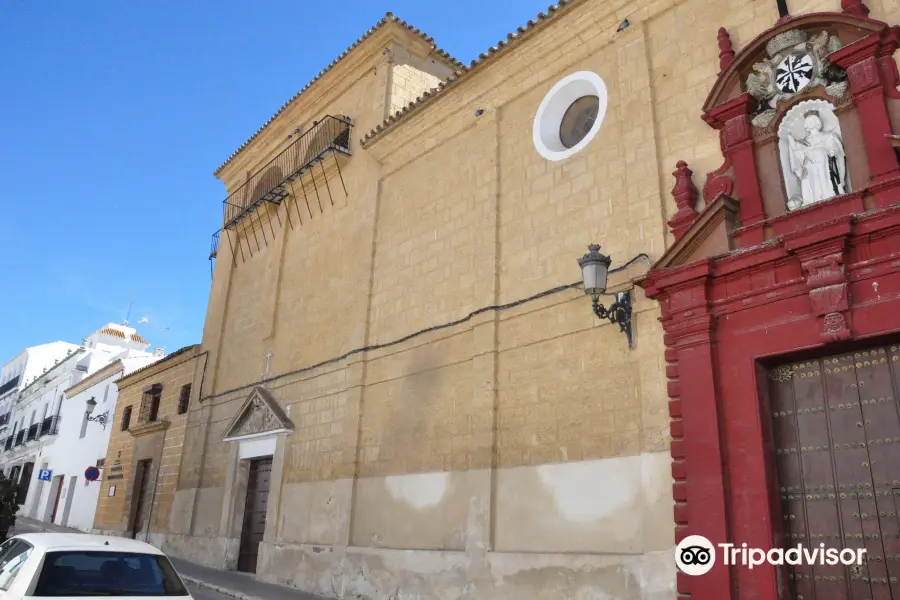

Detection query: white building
xmin=0 ymin=342 xmax=81 ymax=487
xmin=0 ymin=324 xmax=161 ymax=529
xmin=33 ymin=346 xmax=162 ymax=531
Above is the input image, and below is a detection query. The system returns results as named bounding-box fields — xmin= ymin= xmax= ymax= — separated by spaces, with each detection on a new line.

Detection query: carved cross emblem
xmin=775 ymin=54 xmax=814 ymax=94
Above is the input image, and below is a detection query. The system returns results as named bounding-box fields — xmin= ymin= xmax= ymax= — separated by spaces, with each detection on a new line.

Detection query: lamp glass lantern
xmin=578 ymin=244 xmax=611 ymax=296
xmin=85 ymin=397 xmax=97 ymax=415
xmin=576 ymin=243 xmax=634 ymax=348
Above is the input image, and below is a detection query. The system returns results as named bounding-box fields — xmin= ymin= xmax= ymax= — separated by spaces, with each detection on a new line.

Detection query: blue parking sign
xmin=37 ymin=469 xmax=51 ymax=481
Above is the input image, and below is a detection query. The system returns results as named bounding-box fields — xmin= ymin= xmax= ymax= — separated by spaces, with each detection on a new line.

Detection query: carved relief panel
xmin=700 ymin=10 xmax=900 ymax=245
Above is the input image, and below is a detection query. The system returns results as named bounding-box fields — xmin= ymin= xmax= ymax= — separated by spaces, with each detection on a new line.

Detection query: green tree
xmin=0 ymin=474 xmax=18 ymax=539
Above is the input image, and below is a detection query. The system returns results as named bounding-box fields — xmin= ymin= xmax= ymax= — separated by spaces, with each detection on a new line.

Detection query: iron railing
xmin=39 ymin=415 xmax=60 ymax=437
xmin=0 ymin=376 xmax=19 ymax=397
xmin=14 ymin=430 xmax=24 ymax=446
xmin=26 ymin=423 xmax=38 ymax=442
xmin=210 ymin=230 xmax=220 ymax=260
xmin=138 ymin=391 xmax=160 ymax=425
xmin=3 ymin=437 xmax=11 ymax=452
xmin=221 ymin=115 xmax=351 ymax=229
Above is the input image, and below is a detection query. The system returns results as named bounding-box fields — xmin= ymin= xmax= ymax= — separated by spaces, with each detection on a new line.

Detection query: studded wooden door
xmin=769 ymin=345 xmax=900 ymax=599
xmin=237 ymin=458 xmax=272 ymax=574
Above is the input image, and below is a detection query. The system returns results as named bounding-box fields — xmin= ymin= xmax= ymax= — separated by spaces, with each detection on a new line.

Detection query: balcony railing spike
xmin=213 ymin=115 xmax=352 ymax=269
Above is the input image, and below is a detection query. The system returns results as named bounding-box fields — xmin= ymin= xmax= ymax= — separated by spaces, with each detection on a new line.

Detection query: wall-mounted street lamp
xmin=85 ymin=397 xmax=109 ymax=430
xmin=577 ymin=244 xmax=634 ymax=348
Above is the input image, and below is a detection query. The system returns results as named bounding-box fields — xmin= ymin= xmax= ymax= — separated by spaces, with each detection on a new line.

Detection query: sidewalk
xmin=168 ymin=557 xmax=325 ymax=600
xmin=14 ymin=517 xmax=326 ymax=600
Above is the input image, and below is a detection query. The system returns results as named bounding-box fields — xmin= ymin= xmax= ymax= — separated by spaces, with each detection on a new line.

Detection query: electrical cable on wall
xmin=201 ymin=253 xmax=652 ymax=404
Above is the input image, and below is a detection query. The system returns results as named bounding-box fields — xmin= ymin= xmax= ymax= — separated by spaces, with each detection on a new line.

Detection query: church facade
xmin=92 ymin=0 xmax=900 ymax=598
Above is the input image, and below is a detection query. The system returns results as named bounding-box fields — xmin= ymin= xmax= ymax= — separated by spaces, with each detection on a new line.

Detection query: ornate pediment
xmin=657 ymin=194 xmax=740 ymax=269
xmin=746 ymin=29 xmax=848 ymax=128
xmin=222 ymin=386 xmax=293 ymax=441
xmin=703 ymin=11 xmax=887 ymax=116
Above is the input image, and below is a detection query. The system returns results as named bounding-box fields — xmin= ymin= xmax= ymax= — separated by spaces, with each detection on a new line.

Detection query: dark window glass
xmin=0 ymin=540 xmax=33 ymax=590
xmin=121 ymin=406 xmax=132 ymax=431
xmin=559 ymin=95 xmax=600 ymax=149
xmin=33 ymin=551 xmax=190 ymax=597
xmin=177 ymin=384 xmax=191 ymax=415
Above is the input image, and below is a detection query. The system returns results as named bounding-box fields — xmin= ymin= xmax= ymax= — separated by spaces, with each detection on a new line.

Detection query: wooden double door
xmin=237 ymin=458 xmax=272 ymax=573
xmin=770 ymin=344 xmax=900 ymax=599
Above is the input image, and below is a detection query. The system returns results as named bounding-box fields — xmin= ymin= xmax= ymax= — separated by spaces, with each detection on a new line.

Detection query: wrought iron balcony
xmin=14 ymin=430 xmax=24 ymax=447
xmin=3 ymin=437 xmax=11 ymax=452
xmin=0 ymin=376 xmax=19 ymax=397
xmin=26 ymin=423 xmax=38 ymax=442
xmin=221 ymin=115 xmax=351 ymax=230
xmin=39 ymin=415 xmax=60 ymax=437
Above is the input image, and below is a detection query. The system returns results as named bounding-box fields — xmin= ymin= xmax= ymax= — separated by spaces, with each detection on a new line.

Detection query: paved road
xmin=185 ymin=583 xmax=233 ymax=600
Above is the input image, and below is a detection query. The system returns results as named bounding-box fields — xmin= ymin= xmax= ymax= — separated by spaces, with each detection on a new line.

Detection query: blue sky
xmin=0 ymin=1 xmax=553 ymax=361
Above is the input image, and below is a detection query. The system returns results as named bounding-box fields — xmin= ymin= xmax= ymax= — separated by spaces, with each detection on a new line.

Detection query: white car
xmin=0 ymin=533 xmax=192 ymax=598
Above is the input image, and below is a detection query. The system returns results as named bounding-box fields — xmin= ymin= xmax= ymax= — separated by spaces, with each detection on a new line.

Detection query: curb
xmin=181 ymin=576 xmax=265 ymax=600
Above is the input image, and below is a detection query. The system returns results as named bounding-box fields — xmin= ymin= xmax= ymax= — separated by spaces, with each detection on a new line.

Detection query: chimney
xmin=152 ymin=348 xmax=165 ymax=358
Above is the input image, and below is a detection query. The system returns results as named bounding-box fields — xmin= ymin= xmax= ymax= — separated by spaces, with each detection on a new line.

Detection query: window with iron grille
xmin=139 ymin=384 xmax=162 ymax=423
xmin=121 ymin=406 xmax=132 ymax=431
xmin=177 ymin=384 xmax=191 ymax=415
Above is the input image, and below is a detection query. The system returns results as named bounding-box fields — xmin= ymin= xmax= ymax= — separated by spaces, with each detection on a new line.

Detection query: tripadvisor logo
xmin=676 ymin=535 xmax=866 ymax=576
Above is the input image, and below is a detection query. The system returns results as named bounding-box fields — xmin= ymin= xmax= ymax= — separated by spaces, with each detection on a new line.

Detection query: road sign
xmin=37 ymin=469 xmax=51 ymax=481
xmin=84 ymin=466 xmax=100 ymax=482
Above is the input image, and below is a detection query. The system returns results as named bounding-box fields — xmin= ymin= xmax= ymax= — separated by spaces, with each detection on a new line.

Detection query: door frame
xmin=236 ymin=456 xmax=273 ymax=574
xmin=128 ymin=459 xmax=152 ymax=539
xmin=48 ymin=475 xmax=64 ymax=523
xmin=642 ymin=268 xmax=900 ymax=600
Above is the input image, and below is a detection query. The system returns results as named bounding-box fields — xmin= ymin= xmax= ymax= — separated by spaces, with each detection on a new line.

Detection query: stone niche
xmin=697 ymin=10 xmax=900 ymax=247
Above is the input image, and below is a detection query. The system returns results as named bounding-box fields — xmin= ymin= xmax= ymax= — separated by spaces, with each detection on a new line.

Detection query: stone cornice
xmin=214 ymin=17 xmax=460 ymax=181
xmin=18 ymin=348 xmax=86 ymax=399
xmin=64 ymin=360 xmax=124 ymax=398
xmin=362 ymin=0 xmax=635 ymax=166
xmin=128 ymin=419 xmax=170 ymax=437
xmin=115 ymin=345 xmax=199 ymax=390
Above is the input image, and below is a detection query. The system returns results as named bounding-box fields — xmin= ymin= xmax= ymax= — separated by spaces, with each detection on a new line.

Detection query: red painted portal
xmin=637 ymin=6 xmax=900 ymax=600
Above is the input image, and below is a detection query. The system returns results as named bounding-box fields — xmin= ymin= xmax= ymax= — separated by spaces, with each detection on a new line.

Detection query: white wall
xmin=33 ymin=350 xmax=160 ymax=531
xmin=34 ymin=373 xmax=118 ymax=531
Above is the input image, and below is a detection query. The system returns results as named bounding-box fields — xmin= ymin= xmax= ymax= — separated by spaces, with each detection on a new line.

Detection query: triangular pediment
xmin=223 ymin=386 xmax=293 ymax=440
xmin=655 ymin=194 xmax=740 ymax=270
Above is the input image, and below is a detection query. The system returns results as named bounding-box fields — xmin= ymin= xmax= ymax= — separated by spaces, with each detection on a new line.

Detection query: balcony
xmin=26 ymin=423 xmax=38 ymax=443
xmin=39 ymin=415 xmax=60 ymax=437
xmin=14 ymin=430 xmax=24 ymax=447
xmin=213 ymin=116 xmax=352 ymax=268
xmin=0 ymin=376 xmax=19 ymax=397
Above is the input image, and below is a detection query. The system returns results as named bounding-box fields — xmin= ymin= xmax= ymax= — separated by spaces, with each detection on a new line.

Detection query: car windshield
xmin=33 ymin=551 xmax=190 ymax=597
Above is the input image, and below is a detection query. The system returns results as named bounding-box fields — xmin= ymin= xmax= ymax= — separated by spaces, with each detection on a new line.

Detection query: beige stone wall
xmin=389 ymin=62 xmax=445 ymax=116
xmin=146 ymin=0 xmax=900 ymax=598
xmin=94 ymin=347 xmax=200 ymax=534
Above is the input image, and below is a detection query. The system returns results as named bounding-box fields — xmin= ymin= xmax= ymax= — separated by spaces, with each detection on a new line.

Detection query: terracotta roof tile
xmin=213 ymin=13 xmax=463 ymax=176
xmin=360 ymin=0 xmax=577 ymax=148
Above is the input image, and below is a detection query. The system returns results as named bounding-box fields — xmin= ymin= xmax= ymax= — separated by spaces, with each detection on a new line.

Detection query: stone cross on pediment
xmin=222 ymin=386 xmax=293 ymax=441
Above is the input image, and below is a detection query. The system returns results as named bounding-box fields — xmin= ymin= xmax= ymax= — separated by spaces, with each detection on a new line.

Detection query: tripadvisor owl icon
xmin=676 ymin=535 xmax=716 ymax=576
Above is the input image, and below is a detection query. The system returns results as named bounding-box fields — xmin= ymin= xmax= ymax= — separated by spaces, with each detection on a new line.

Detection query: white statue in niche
xmin=778 ymin=100 xmax=849 ymax=211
